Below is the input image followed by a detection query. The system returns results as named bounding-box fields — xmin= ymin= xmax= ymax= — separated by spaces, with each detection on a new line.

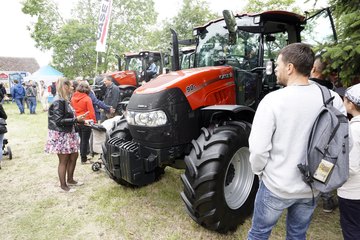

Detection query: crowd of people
xmin=0 ymin=43 xmax=358 ymax=239
xmin=39 ymin=46 xmax=358 ymax=239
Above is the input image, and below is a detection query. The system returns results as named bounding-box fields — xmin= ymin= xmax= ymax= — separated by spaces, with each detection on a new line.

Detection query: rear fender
xmin=201 ymin=105 xmax=255 ymax=125
xmin=118 ymin=85 xmax=137 ymax=91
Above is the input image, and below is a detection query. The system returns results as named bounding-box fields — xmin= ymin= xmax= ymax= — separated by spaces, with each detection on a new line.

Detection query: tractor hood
xmin=135 ymin=66 xmax=234 ymax=95
xmin=132 ymin=66 xmax=236 ymax=110
xmin=109 ymin=70 xmax=138 ymax=86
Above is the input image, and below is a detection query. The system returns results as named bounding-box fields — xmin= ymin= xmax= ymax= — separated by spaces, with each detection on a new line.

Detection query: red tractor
xmin=94 ymin=51 xmax=167 ymax=102
xmin=102 ymin=9 xmax=336 ymax=233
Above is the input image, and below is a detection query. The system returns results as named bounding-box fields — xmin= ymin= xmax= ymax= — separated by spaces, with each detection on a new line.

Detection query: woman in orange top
xmin=71 ymin=81 xmax=96 ymax=164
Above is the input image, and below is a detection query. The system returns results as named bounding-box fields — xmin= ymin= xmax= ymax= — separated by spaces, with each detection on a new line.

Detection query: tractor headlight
xmin=126 ymin=110 xmax=168 ymax=127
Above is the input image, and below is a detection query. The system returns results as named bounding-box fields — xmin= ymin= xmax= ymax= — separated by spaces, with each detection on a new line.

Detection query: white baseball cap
xmin=345 ymin=83 xmax=360 ymax=106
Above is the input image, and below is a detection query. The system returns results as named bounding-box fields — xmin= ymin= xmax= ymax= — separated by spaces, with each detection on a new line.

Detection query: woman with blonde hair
xmin=45 ymin=77 xmax=88 ymax=192
xmin=71 ymin=80 xmax=96 ymax=164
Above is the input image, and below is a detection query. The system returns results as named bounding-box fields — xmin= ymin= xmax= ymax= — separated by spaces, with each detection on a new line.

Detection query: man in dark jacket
xmin=309 ymin=55 xmax=335 ymax=90
xmin=101 ymin=76 xmax=120 ymax=121
xmin=10 ymin=80 xmax=26 ymax=114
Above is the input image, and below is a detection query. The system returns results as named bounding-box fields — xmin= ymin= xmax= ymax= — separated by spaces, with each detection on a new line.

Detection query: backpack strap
xmin=316 ymin=84 xmax=334 ymax=106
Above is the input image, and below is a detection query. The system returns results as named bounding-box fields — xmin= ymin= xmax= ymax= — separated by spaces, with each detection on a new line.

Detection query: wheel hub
xmin=224 ymin=147 xmax=254 ymax=210
xmin=225 ymin=163 xmax=235 ymax=186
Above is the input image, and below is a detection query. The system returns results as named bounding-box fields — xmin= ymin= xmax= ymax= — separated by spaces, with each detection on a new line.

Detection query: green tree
xmin=22 ymin=0 xmax=157 ymax=78
xmin=22 ymin=0 xmax=65 ymax=50
xmin=244 ymin=0 xmax=300 ymax=13
xmin=323 ymin=0 xmax=360 ymax=86
xmin=148 ymin=0 xmax=217 ymax=53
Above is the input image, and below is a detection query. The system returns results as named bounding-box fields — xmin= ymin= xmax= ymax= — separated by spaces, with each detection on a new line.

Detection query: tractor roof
xmin=194 ymin=10 xmax=306 ymax=31
xmin=123 ymin=51 xmax=162 ymax=57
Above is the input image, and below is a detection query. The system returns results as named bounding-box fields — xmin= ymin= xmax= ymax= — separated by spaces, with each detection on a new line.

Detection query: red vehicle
xmin=102 ymin=9 xmax=337 ymax=233
xmin=94 ymin=51 xmax=166 ymax=101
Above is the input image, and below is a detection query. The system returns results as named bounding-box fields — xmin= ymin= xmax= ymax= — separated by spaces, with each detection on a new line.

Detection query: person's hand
xmin=84 ymin=119 xmax=94 ymax=126
xmin=76 ymin=111 xmax=89 ymax=123
xmin=109 ymin=107 xmax=115 ymax=114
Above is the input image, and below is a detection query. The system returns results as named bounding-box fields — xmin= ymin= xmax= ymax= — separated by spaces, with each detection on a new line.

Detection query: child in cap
xmin=337 ymin=83 xmax=360 ymax=240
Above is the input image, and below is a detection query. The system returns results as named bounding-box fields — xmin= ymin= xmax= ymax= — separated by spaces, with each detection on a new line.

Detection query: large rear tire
xmin=181 ymin=121 xmax=258 ymax=233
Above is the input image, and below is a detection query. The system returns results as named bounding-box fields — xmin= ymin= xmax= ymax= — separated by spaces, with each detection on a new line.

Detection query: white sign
xmin=96 ymin=0 xmax=113 ymax=52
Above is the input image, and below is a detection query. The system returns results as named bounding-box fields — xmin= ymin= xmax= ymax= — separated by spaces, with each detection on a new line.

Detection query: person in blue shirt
xmin=145 ymin=59 xmax=158 ymax=82
xmin=10 ymin=80 xmax=26 ymax=114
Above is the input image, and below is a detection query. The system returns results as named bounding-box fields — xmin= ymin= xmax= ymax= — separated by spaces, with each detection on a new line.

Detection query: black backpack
xmin=298 ymin=84 xmax=349 ymax=193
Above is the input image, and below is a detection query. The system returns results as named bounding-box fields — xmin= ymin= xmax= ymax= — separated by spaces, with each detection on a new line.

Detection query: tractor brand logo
xmin=186 ymin=84 xmax=196 ymax=93
xmin=219 ymin=72 xmax=233 ymax=80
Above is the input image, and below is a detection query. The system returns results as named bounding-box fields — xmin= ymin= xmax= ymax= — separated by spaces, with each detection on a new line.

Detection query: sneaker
xmin=323 ymin=197 xmax=338 ymax=213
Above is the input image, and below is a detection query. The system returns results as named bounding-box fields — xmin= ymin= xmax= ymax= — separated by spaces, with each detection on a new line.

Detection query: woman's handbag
xmin=0 ymin=118 xmax=7 ymax=134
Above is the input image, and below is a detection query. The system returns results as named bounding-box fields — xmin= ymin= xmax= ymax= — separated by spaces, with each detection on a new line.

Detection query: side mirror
xmin=223 ymin=10 xmax=237 ymax=45
xmin=265 ymin=60 xmax=274 ymax=75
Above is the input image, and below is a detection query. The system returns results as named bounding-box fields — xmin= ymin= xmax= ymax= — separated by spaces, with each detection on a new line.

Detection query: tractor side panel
xmin=111 ymin=70 xmax=138 ymax=86
xmin=135 ymin=66 xmax=237 ymax=110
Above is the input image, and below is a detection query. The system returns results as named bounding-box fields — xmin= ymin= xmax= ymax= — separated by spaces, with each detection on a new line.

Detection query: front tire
xmin=181 ymin=121 xmax=258 ymax=233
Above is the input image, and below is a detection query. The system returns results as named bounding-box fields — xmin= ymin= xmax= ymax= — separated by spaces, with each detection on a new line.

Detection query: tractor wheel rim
xmin=224 ymin=147 xmax=254 ymax=210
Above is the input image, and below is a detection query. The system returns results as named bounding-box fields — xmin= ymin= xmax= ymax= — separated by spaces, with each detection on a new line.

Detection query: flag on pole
xmin=96 ymin=0 xmax=113 ymax=52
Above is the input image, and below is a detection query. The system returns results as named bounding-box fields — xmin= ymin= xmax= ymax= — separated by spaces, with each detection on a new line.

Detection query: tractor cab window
xmin=263 ymin=32 xmax=288 ymax=62
xmin=126 ymin=57 xmax=142 ymax=73
xmin=195 ymin=18 xmax=260 ymax=70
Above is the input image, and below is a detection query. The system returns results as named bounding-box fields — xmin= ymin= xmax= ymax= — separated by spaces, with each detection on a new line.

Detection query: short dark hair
xmin=279 ymin=43 xmax=315 ymax=76
xmin=104 ymin=75 xmax=114 ymax=82
xmin=76 ymin=81 xmax=90 ymax=94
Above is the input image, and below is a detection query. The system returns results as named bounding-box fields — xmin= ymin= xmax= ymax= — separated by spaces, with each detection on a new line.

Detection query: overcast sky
xmin=0 ymin=0 xmax=327 ymax=67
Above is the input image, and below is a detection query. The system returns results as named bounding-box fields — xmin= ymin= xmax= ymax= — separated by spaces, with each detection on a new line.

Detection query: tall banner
xmin=96 ymin=0 xmax=113 ymax=52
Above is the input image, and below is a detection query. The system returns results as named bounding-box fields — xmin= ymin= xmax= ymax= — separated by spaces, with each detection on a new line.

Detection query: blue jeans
xmin=0 ymin=133 xmax=4 ymax=161
xmin=27 ymin=96 xmax=37 ymax=114
xmin=14 ymin=98 xmax=24 ymax=113
xmin=248 ymin=182 xmax=317 ymax=240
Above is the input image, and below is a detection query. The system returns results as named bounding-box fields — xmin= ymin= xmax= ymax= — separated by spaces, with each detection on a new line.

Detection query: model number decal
xmin=186 ymin=84 xmax=196 ymax=93
xmin=219 ymin=72 xmax=233 ymax=80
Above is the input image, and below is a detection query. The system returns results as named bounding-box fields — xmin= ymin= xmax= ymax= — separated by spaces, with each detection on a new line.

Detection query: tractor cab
xmin=192 ymin=10 xmax=306 ymax=108
xmin=190 ymin=8 xmax=337 ymax=108
xmin=122 ymin=51 xmax=165 ymax=83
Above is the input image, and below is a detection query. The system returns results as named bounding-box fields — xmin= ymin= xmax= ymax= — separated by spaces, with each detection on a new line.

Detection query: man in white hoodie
xmin=247 ymin=43 xmax=346 ymax=239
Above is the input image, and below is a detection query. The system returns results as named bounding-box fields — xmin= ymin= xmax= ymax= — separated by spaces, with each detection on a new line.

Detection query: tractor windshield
xmin=125 ymin=56 xmax=143 ymax=72
xmin=196 ymin=17 xmax=260 ymax=70
xmin=195 ymin=14 xmax=301 ymax=70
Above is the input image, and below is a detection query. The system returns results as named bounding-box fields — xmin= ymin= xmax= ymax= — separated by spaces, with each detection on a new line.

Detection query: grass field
xmin=0 ymin=103 xmax=343 ymax=239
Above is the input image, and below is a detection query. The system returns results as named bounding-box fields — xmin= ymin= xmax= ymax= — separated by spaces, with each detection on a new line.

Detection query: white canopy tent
xmin=24 ymin=65 xmax=63 ymax=87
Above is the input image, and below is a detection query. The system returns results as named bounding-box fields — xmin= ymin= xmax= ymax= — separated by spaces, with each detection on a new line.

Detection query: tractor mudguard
xmin=201 ymin=105 xmax=255 ymax=124
xmin=118 ymin=85 xmax=136 ymax=90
